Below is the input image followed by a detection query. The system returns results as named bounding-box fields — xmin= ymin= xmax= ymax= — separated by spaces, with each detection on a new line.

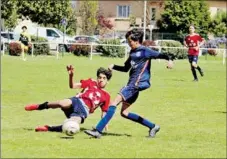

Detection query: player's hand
xmin=167 ymin=60 xmax=173 ymax=69
xmin=66 ymin=65 xmax=74 ymax=75
xmin=108 ymin=64 xmax=114 ymax=71
xmin=193 ymin=46 xmax=199 ymax=51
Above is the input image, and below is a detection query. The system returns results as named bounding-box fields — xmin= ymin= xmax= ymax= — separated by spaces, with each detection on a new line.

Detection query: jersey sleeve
xmin=144 ymin=47 xmax=160 ymax=59
xmin=112 ymin=56 xmax=131 ymax=72
xmin=80 ymin=78 xmax=92 ymax=88
xmin=100 ymin=93 xmax=110 ymax=112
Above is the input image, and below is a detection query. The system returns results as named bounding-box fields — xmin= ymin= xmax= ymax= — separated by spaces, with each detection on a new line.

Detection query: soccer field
xmin=1 ymin=54 xmax=226 ymax=158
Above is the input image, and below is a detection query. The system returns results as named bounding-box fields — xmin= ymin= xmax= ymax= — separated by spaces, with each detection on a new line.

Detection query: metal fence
xmin=1 ymin=41 xmax=226 ymax=65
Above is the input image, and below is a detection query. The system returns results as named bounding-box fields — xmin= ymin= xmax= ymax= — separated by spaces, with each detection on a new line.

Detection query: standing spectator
xmin=19 ymin=26 xmax=31 ymax=61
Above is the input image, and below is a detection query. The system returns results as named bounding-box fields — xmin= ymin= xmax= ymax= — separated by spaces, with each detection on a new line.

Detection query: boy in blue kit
xmin=84 ymin=29 xmax=174 ymax=138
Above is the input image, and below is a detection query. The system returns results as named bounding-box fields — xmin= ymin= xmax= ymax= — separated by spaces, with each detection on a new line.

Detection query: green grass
xmin=1 ymin=54 xmax=226 ymax=158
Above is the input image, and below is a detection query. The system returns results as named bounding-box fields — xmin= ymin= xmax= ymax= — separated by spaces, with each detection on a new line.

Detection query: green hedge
xmin=158 ymin=40 xmax=188 ymax=59
xmin=31 ymin=36 xmax=50 ymax=55
xmin=97 ymin=39 xmax=125 ymax=58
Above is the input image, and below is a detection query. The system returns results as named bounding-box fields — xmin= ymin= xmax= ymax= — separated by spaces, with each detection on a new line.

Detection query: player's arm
xmin=66 ymin=65 xmax=82 ymax=89
xmin=108 ymin=57 xmax=131 ymax=72
xmin=183 ymin=40 xmax=188 ymax=48
xmin=198 ymin=37 xmax=205 ymax=47
xmin=145 ymin=48 xmax=174 ymax=68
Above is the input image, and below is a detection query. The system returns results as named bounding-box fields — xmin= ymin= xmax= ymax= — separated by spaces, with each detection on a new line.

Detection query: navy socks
xmin=127 ymin=112 xmax=155 ymax=129
xmin=96 ymin=105 xmax=116 ymax=132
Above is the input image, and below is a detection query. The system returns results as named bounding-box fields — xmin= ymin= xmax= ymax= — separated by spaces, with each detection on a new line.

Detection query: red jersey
xmin=76 ymin=78 xmax=110 ymax=114
xmin=185 ymin=34 xmax=203 ymax=55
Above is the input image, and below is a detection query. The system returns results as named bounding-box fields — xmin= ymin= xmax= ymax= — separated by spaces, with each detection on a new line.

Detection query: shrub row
xmin=9 ymin=36 xmax=50 ymax=56
xmin=143 ymin=40 xmax=188 ymax=59
xmin=70 ymin=39 xmax=125 ymax=58
xmin=97 ymin=39 xmax=125 ymax=58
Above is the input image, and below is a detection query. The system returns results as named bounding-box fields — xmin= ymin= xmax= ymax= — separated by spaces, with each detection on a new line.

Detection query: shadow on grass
xmin=214 ymin=111 xmax=226 ymax=114
xmin=23 ymin=128 xmax=34 ymax=131
xmin=83 ymin=129 xmax=132 ymax=138
xmin=102 ymin=132 xmax=132 ymax=137
xmin=60 ymin=136 xmax=74 ymax=139
xmin=171 ymin=79 xmax=185 ymax=82
xmin=23 ymin=127 xmax=132 ymax=138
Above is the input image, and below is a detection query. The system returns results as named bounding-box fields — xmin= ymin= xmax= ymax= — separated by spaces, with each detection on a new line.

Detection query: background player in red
xmin=184 ymin=25 xmax=205 ymax=81
xmin=25 ymin=65 xmax=112 ymax=132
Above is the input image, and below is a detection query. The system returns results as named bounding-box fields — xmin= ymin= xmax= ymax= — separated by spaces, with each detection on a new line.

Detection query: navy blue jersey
xmin=113 ymin=45 xmax=160 ymax=91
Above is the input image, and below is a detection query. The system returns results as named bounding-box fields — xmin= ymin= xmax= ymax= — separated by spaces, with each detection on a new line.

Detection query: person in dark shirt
xmin=84 ymin=28 xmax=174 ymax=138
xmin=19 ymin=26 xmax=31 ymax=61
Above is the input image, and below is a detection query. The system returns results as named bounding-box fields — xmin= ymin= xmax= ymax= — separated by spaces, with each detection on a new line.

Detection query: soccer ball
xmin=62 ymin=119 xmax=80 ymax=136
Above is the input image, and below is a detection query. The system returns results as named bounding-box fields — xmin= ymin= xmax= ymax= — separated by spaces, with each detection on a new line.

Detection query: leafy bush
xmin=70 ymin=44 xmax=90 ymax=56
xmin=30 ymin=36 xmax=50 ymax=55
xmin=9 ymin=42 xmax=22 ymax=56
xmin=97 ymin=39 xmax=125 ymax=58
xmin=158 ymin=40 xmax=188 ymax=59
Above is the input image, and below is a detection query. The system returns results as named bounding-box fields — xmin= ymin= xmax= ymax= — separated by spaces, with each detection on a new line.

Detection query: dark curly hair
xmin=125 ymin=28 xmax=144 ymax=44
xmin=22 ymin=26 xmax=27 ymax=29
xmin=96 ymin=67 xmax=112 ymax=80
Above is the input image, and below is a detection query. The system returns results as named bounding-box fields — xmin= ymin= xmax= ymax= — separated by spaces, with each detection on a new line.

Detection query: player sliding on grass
xmin=184 ymin=25 xmax=205 ymax=81
xmin=84 ymin=28 xmax=174 ymax=138
xmin=25 ymin=65 xmax=112 ymax=132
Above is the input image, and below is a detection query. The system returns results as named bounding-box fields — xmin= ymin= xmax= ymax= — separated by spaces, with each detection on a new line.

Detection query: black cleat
xmin=199 ymin=70 xmax=204 ymax=77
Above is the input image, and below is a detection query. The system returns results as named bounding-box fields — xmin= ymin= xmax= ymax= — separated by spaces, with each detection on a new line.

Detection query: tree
xmin=1 ymin=0 xmax=18 ymax=30
xmin=17 ymin=0 xmax=72 ymax=27
xmin=96 ymin=15 xmax=114 ymax=38
xmin=1 ymin=0 xmax=76 ymax=35
xmin=157 ymin=0 xmax=211 ymax=38
xmin=1 ymin=0 xmax=15 ymax=20
xmin=209 ymin=10 xmax=227 ymax=37
xmin=78 ymin=1 xmax=99 ymax=35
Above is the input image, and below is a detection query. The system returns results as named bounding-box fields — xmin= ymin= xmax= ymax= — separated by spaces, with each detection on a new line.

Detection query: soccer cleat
xmin=148 ymin=125 xmax=160 ymax=138
xmin=199 ymin=69 xmax=204 ymax=77
xmin=84 ymin=129 xmax=102 ymax=138
xmin=25 ymin=104 xmax=39 ymax=111
xmin=193 ymin=79 xmax=198 ymax=82
xmin=35 ymin=125 xmax=49 ymax=132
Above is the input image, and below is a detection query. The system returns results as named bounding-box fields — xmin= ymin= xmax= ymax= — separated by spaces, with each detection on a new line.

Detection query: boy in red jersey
xmin=184 ymin=25 xmax=205 ymax=81
xmin=25 ymin=65 xmax=112 ymax=132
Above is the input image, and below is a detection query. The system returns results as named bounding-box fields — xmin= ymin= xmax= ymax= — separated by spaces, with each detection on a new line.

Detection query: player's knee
xmin=192 ymin=62 xmax=197 ymax=67
xmin=120 ymin=110 xmax=128 ymax=118
xmin=59 ymin=99 xmax=72 ymax=109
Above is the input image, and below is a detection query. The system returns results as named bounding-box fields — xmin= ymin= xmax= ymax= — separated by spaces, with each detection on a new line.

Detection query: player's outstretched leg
xmin=25 ymin=99 xmax=72 ymax=111
xmin=35 ymin=125 xmax=63 ymax=132
xmin=84 ymin=105 xmax=117 ymax=138
xmin=121 ymin=111 xmax=160 ymax=138
xmin=35 ymin=125 xmax=49 ymax=132
xmin=25 ymin=102 xmax=48 ymax=111
xmin=191 ymin=66 xmax=198 ymax=81
xmin=196 ymin=66 xmax=204 ymax=77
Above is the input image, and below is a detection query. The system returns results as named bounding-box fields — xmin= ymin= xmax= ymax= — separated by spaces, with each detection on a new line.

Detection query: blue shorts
xmin=119 ymin=85 xmax=139 ymax=105
xmin=62 ymin=97 xmax=89 ymax=123
xmin=188 ymin=55 xmax=198 ymax=63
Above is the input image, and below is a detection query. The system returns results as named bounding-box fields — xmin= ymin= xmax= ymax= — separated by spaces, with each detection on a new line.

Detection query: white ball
xmin=62 ymin=119 xmax=80 ymax=136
